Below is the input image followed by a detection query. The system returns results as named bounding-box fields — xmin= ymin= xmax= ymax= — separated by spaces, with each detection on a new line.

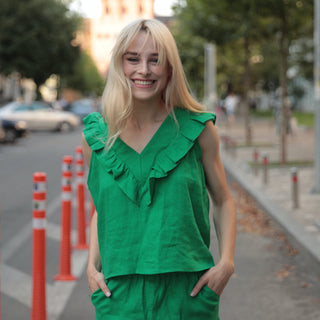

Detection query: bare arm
xmin=82 ymin=133 xmax=111 ymax=297
xmin=81 ymin=132 xmax=92 ymax=167
xmin=191 ymin=121 xmax=236 ymax=297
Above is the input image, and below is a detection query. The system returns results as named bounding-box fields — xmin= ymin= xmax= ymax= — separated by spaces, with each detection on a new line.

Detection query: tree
xmin=0 ymin=0 xmax=82 ymax=95
xmin=174 ymin=0 xmax=262 ymax=145
xmin=64 ymin=51 xmax=105 ymax=96
xmin=173 ymin=0 xmax=313 ymax=162
xmin=259 ymin=0 xmax=313 ymax=163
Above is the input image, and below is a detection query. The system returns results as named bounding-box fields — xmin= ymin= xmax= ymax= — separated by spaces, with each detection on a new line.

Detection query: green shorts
xmin=91 ymin=271 xmax=220 ymax=320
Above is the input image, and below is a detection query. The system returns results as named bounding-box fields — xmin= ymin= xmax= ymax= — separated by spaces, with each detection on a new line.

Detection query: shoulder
xmin=174 ymin=107 xmax=216 ymax=124
xmin=198 ymin=120 xmax=219 ymax=158
xmin=82 ymin=112 xmax=108 ymax=152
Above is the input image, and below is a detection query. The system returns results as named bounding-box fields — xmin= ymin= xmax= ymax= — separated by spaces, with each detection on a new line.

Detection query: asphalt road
xmin=1 ymin=126 xmax=320 ymax=319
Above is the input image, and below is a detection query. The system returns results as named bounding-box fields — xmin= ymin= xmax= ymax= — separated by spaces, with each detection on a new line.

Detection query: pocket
xmin=91 ymin=287 xmax=103 ymax=305
xmin=202 ymin=285 xmax=220 ymax=300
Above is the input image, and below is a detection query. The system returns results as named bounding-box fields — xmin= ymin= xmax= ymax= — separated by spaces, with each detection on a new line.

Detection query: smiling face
xmin=122 ymin=31 xmax=170 ymax=106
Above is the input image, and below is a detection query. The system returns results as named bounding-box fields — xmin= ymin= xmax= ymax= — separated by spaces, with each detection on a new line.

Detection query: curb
xmin=222 ymin=154 xmax=320 ymax=266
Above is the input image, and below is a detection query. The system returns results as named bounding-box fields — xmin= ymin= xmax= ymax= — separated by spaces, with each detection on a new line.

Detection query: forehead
xmin=126 ymin=32 xmax=158 ymax=53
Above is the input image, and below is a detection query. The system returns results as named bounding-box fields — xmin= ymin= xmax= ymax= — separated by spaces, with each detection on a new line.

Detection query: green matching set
xmin=83 ymin=107 xmax=220 ymax=319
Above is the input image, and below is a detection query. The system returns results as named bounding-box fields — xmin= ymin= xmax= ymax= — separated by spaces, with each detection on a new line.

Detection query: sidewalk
xmin=218 ymin=115 xmax=320 ymax=265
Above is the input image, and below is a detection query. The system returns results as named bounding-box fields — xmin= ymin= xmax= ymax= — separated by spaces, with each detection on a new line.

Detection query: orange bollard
xmin=73 ymin=147 xmax=88 ymax=250
xmin=31 ymin=172 xmax=47 ymax=320
xmin=54 ymin=156 xmax=77 ymax=281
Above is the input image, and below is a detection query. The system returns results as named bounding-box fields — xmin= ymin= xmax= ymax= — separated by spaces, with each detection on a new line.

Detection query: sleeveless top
xmin=83 ymin=107 xmax=216 ymax=280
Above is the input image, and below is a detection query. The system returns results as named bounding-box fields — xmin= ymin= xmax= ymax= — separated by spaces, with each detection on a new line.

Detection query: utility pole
xmin=204 ymin=43 xmax=217 ymax=112
xmin=314 ymin=0 xmax=320 ymax=193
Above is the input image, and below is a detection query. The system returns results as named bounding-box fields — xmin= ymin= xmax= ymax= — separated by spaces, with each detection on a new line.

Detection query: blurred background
xmin=0 ymin=0 xmax=317 ymax=166
xmin=1 ymin=2 xmax=320 ymax=319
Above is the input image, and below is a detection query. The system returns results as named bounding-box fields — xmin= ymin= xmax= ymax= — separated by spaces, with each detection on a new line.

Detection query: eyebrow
xmin=123 ymin=52 xmax=158 ymax=56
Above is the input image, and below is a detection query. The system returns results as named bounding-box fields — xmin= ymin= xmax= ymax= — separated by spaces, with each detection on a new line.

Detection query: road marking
xmin=1 ymin=264 xmax=32 ymax=307
xmin=1 ymin=195 xmax=61 ymax=262
xmin=1 ymin=250 xmax=88 ymax=320
xmin=1 ymin=194 xmax=90 ymax=319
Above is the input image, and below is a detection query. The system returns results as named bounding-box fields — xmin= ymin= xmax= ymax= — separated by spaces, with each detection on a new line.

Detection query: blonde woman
xmin=82 ymin=19 xmax=236 ymax=319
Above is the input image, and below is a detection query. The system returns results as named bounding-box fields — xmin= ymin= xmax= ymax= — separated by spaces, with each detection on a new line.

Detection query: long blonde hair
xmin=102 ymin=18 xmax=204 ymax=147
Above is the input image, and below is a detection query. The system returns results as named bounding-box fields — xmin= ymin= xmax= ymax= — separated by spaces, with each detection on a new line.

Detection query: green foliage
xmin=251 ymin=109 xmax=314 ymax=128
xmin=0 ymin=0 xmax=82 ymax=87
xmin=171 ymin=21 xmax=206 ymax=98
xmin=64 ymin=51 xmax=105 ymax=96
xmin=292 ymin=111 xmax=314 ymax=127
xmin=173 ymin=0 xmax=313 ymax=98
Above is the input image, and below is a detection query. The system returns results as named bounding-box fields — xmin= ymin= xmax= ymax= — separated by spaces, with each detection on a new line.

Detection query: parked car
xmin=0 ymin=101 xmax=80 ymax=132
xmin=63 ymin=98 xmax=101 ymax=120
xmin=0 ymin=118 xmax=28 ymax=143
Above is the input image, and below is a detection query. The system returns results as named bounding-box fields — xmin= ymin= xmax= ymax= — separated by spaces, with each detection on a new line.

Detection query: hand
xmin=190 ymin=261 xmax=234 ymax=297
xmin=87 ymin=269 xmax=111 ymax=297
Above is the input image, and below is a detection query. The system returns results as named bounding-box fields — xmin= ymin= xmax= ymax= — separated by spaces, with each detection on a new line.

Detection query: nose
xmin=138 ymin=60 xmax=150 ymax=76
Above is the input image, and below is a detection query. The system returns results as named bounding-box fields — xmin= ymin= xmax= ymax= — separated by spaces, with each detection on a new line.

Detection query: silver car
xmin=0 ymin=101 xmax=80 ymax=132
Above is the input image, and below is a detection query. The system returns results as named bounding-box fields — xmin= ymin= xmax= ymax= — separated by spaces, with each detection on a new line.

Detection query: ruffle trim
xmin=83 ymin=109 xmax=216 ymax=206
xmin=83 ymin=112 xmax=108 ymax=151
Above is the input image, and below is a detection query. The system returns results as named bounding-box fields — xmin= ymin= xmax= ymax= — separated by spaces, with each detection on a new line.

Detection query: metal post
xmin=204 ymin=43 xmax=217 ymax=112
xmin=262 ymin=153 xmax=269 ymax=185
xmin=253 ymin=148 xmax=259 ymax=176
xmin=291 ymin=167 xmax=299 ymax=209
xmin=313 ymin=0 xmax=320 ymax=193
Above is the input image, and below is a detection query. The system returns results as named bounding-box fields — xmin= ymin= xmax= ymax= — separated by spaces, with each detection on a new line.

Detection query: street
xmin=0 ymin=126 xmax=93 ymax=320
xmin=1 ymin=127 xmax=320 ymax=319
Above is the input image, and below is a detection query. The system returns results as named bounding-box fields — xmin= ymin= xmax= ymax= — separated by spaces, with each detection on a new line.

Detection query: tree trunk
xmin=243 ymin=35 xmax=252 ymax=145
xmin=278 ymin=6 xmax=290 ymax=164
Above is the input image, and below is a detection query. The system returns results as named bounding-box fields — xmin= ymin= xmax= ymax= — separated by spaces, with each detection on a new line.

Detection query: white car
xmin=0 ymin=101 xmax=80 ymax=132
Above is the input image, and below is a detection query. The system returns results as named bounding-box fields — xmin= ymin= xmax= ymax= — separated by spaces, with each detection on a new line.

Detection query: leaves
xmin=0 ymin=0 xmax=82 ymax=87
xmin=172 ymin=0 xmax=313 ymax=97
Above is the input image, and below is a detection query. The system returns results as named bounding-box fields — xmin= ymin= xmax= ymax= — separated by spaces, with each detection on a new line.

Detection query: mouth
xmin=132 ymin=79 xmax=156 ymax=88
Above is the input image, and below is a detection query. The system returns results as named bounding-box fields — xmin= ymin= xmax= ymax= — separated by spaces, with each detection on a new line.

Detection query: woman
xmin=82 ymin=19 xmax=236 ymax=319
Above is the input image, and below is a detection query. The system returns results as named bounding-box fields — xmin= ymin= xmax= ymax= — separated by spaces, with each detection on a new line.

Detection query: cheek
xmin=122 ymin=62 xmax=131 ymax=76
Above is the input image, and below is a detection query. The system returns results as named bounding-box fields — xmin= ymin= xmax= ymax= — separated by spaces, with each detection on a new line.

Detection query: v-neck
xmin=116 ymin=113 xmax=171 ymax=156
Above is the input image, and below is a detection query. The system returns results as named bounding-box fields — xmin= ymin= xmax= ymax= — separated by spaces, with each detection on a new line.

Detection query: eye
xmin=150 ymin=58 xmax=159 ymax=64
xmin=127 ymin=57 xmax=138 ymax=63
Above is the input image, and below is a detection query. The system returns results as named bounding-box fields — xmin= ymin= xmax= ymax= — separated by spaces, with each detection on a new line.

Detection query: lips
xmin=132 ymin=79 xmax=156 ymax=87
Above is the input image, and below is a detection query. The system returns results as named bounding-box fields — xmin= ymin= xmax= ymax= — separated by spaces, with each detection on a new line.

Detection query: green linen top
xmin=83 ymin=107 xmax=217 ymax=280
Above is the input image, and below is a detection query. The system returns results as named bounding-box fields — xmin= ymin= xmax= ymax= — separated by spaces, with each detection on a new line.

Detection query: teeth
xmin=134 ymin=80 xmax=153 ymax=85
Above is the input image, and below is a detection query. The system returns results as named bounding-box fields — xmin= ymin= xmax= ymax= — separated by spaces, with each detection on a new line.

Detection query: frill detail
xmin=83 ymin=112 xmax=108 ymax=151
xmin=83 ymin=109 xmax=216 ymax=207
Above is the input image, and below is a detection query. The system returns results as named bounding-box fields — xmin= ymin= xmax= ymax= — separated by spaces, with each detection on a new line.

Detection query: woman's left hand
xmin=190 ymin=261 xmax=234 ymax=297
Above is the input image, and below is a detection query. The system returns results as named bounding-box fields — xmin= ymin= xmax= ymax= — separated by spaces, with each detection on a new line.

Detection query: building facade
xmin=80 ymin=0 xmax=155 ymax=76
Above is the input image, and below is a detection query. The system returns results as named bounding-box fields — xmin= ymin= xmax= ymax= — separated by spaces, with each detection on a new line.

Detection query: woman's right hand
xmin=88 ymin=269 xmax=112 ymax=297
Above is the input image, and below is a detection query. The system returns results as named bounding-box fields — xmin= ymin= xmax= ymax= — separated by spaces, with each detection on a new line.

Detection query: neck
xmin=130 ymin=100 xmax=168 ymax=128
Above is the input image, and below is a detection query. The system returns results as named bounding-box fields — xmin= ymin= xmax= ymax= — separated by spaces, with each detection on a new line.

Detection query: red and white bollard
xmin=73 ymin=147 xmax=88 ymax=250
xmin=54 ymin=156 xmax=77 ymax=281
xmin=291 ymin=167 xmax=299 ymax=209
xmin=31 ymin=172 xmax=47 ymax=320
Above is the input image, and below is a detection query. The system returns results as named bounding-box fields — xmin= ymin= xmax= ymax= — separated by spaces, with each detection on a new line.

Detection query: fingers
xmin=89 ymin=271 xmax=112 ymax=297
xmin=190 ymin=277 xmax=207 ymax=297
xmin=98 ymin=278 xmax=111 ymax=297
